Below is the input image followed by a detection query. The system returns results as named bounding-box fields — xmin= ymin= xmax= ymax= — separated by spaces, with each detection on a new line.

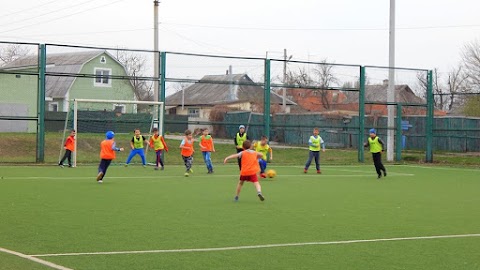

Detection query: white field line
xmin=404 ymin=165 xmax=480 ymax=172
xmin=30 ymin=233 xmax=480 ymax=257
xmin=333 ymin=168 xmax=415 ymax=176
xmin=0 ymin=247 xmax=74 ymax=270
xmin=0 ymin=173 xmax=413 ymax=180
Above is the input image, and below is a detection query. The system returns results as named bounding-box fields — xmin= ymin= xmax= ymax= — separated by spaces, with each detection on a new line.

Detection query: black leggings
xmin=372 ymin=152 xmax=386 ymax=176
xmin=60 ymin=149 xmax=72 ymax=166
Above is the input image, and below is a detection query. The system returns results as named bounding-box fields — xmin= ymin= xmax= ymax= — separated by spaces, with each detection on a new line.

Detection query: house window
xmin=49 ymin=102 xmax=58 ymax=112
xmin=113 ymin=104 xmax=126 ymax=114
xmin=94 ymin=68 xmax=112 ymax=87
xmin=188 ymin=108 xmax=200 ymax=117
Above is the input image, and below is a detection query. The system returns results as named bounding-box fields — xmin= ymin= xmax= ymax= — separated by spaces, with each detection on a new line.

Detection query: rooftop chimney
xmin=383 ymin=79 xmax=389 ymax=86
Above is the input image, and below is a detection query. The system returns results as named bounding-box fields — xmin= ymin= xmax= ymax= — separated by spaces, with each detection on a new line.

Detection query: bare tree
xmin=446 ymin=66 xmax=469 ymax=111
xmin=284 ymin=67 xmax=313 ymax=87
xmin=416 ymin=66 xmax=469 ymax=112
xmin=0 ymin=44 xmax=31 ymax=66
xmin=313 ymin=59 xmax=338 ymax=110
xmin=462 ymin=39 xmax=480 ymax=91
xmin=115 ymin=51 xmax=153 ymax=102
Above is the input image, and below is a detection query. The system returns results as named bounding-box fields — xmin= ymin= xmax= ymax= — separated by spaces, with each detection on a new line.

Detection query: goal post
xmin=60 ymin=99 xmax=164 ymax=167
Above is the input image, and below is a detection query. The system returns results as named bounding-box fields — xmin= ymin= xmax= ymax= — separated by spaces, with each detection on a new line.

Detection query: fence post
xmin=426 ymin=70 xmax=434 ymax=162
xmin=36 ymin=44 xmax=46 ymax=163
xmin=264 ymin=59 xmax=271 ymax=139
xmin=358 ymin=66 xmax=366 ymax=162
xmin=396 ymin=104 xmax=402 ymax=161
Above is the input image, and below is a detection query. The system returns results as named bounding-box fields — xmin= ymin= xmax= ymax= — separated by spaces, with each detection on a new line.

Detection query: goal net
xmin=59 ymin=99 xmax=164 ymax=167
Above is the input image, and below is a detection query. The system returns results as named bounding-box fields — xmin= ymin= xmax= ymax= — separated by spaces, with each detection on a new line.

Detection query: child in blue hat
xmin=364 ymin=128 xmax=387 ymax=179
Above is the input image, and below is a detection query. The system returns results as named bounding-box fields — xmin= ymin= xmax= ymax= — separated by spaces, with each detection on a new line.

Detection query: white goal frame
xmin=68 ymin=98 xmax=164 ymax=167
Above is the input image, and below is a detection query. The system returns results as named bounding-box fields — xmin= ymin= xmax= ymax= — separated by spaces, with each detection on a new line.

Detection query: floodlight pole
xmin=387 ymin=0 xmax=395 ymax=162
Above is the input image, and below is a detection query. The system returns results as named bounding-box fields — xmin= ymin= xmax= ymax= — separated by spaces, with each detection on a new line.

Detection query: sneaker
xmin=258 ymin=193 xmax=265 ymax=201
xmin=59 ymin=164 xmax=64 ymax=168
xmin=124 ymin=164 xmax=129 ymax=167
xmin=184 ymin=172 xmax=189 ymax=177
xmin=97 ymin=180 xmax=103 ymax=184
xmin=188 ymin=168 xmax=194 ymax=173
xmin=154 ymin=167 xmax=159 ymax=171
xmin=68 ymin=165 xmax=72 ymax=168
xmin=383 ymin=171 xmax=387 ymax=177
xmin=317 ymin=170 xmax=321 ymax=174
xmin=96 ymin=172 xmax=104 ymax=181
xmin=304 ymin=169 xmax=307 ymax=174
xmin=161 ymin=166 xmax=164 ymax=171
xmin=143 ymin=165 xmax=147 ymax=168
xmin=377 ymin=174 xmax=382 ymax=179
xmin=234 ymin=196 xmax=239 ymax=202
xmin=260 ymin=173 xmax=266 ymax=178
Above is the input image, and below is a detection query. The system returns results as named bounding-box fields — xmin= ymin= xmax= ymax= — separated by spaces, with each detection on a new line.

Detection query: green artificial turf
xmin=0 ymin=165 xmax=479 ymax=270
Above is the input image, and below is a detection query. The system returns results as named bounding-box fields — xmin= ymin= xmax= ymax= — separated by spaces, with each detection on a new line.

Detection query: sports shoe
xmin=234 ymin=196 xmax=239 ymax=202
xmin=124 ymin=164 xmax=129 ymax=167
xmin=97 ymin=180 xmax=103 ymax=184
xmin=184 ymin=172 xmax=189 ymax=177
xmin=188 ymin=168 xmax=194 ymax=173
xmin=59 ymin=164 xmax=64 ymax=168
xmin=304 ymin=169 xmax=307 ymax=173
xmin=143 ymin=165 xmax=147 ymax=168
xmin=383 ymin=171 xmax=387 ymax=177
xmin=317 ymin=170 xmax=321 ymax=174
xmin=260 ymin=173 xmax=266 ymax=178
xmin=161 ymin=166 xmax=164 ymax=171
xmin=377 ymin=174 xmax=382 ymax=179
xmin=258 ymin=193 xmax=265 ymax=201
xmin=154 ymin=167 xmax=159 ymax=171
xmin=96 ymin=172 xmax=104 ymax=181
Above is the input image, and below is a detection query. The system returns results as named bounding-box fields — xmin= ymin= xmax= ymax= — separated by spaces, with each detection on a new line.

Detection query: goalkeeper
xmin=125 ymin=128 xmax=147 ymax=167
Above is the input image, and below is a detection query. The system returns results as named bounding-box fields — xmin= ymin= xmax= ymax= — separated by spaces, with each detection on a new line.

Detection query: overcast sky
xmin=1 ymin=0 xmax=479 ymax=73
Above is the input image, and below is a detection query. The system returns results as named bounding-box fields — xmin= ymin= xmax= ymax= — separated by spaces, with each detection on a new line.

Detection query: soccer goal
xmin=59 ymin=99 xmax=164 ymax=167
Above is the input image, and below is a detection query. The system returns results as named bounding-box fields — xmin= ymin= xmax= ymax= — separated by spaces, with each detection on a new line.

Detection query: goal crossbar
xmin=68 ymin=99 xmax=164 ymax=167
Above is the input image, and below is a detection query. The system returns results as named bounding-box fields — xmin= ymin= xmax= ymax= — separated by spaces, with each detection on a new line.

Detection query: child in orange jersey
xmin=96 ymin=131 xmax=124 ymax=183
xmin=224 ymin=140 xmax=265 ymax=202
xmin=199 ymin=128 xmax=215 ymax=174
xmin=59 ymin=129 xmax=76 ymax=168
xmin=149 ymin=128 xmax=168 ymax=170
xmin=179 ymin=129 xmax=195 ymax=177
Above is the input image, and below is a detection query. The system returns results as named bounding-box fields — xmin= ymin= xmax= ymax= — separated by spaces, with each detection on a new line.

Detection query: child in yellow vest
xmin=125 ymin=129 xmax=147 ymax=167
xmin=304 ymin=127 xmax=326 ymax=174
xmin=149 ymin=128 xmax=168 ymax=170
xmin=364 ymin=128 xmax=387 ymax=179
xmin=254 ymin=135 xmax=273 ymax=178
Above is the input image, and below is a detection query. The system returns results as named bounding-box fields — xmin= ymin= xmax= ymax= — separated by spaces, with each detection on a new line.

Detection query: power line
xmin=162 ymin=22 xmax=480 ymax=31
xmin=0 ymin=0 xmax=64 ymax=19
xmin=0 ymin=0 xmax=98 ymax=28
xmin=0 ymin=0 xmax=125 ymax=34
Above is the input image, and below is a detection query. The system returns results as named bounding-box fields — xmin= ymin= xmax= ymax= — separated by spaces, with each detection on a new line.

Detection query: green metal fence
xmin=4 ymin=41 xmax=480 ymax=164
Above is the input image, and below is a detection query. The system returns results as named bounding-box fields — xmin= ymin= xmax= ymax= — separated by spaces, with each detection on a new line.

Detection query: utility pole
xmin=282 ymin=49 xmax=292 ymax=113
xmin=153 ymin=0 xmax=160 ymax=102
xmin=387 ymin=0 xmax=395 ymax=161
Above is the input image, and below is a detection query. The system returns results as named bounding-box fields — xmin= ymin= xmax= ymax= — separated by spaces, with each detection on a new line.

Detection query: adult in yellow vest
xmin=233 ymin=125 xmax=250 ymax=170
xmin=364 ymin=128 xmax=387 ymax=179
xmin=125 ymin=129 xmax=147 ymax=167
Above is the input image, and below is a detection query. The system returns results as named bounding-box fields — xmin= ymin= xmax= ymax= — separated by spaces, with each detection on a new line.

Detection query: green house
xmin=0 ymin=51 xmax=136 ymax=132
